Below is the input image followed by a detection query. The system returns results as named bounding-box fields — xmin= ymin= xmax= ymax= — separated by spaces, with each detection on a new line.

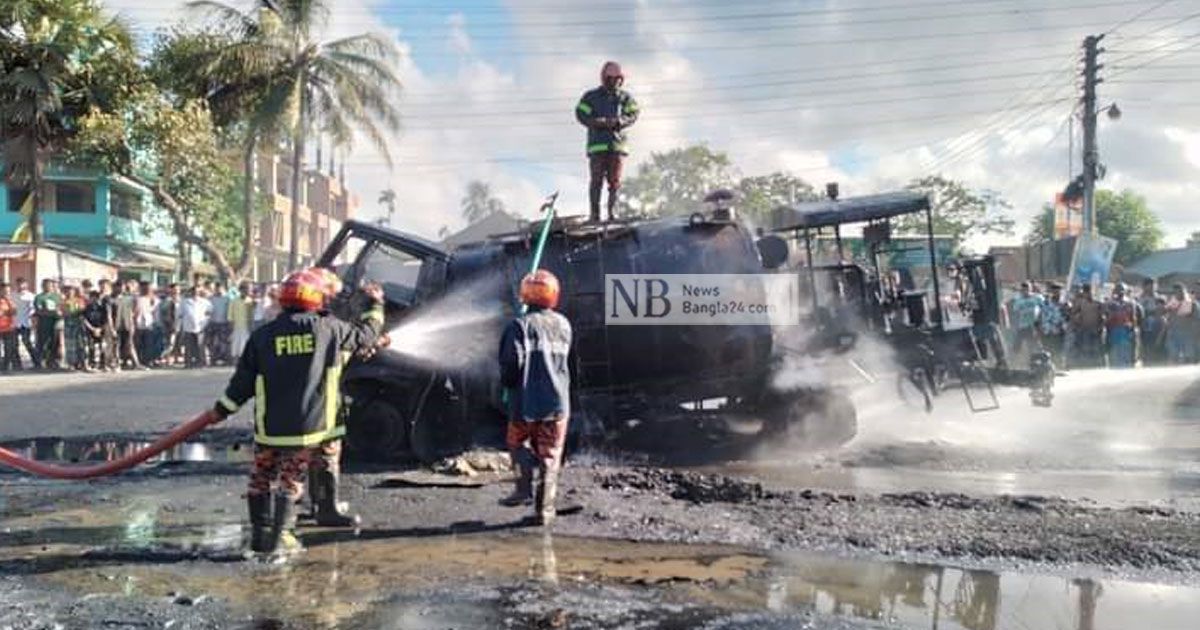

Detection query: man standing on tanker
xmin=576 ymin=61 xmax=639 ymax=222
xmin=207 ymin=269 xmax=386 ymax=558
xmin=498 ymin=270 xmax=573 ymax=526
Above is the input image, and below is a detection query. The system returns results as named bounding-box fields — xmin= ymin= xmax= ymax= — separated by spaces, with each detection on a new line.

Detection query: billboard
xmin=1054 ymin=193 xmax=1083 ymax=239
xmin=1066 ymin=233 xmax=1118 ymax=292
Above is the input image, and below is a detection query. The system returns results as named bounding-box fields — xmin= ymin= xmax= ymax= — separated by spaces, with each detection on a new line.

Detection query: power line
xmin=398 ymin=52 xmax=1073 ymax=106
xmin=315 ymin=0 xmax=1154 ymax=42
xmin=402 ymin=68 xmax=1071 ymax=120
xmin=1103 ymin=0 xmax=1178 ymax=35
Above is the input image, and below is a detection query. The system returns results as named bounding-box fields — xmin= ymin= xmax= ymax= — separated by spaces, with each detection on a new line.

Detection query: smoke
xmin=383 ymin=272 xmax=508 ymax=372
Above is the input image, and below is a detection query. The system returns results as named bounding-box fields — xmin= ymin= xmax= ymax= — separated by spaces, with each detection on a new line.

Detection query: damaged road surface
xmin=2 ymin=368 xmax=1200 ymax=629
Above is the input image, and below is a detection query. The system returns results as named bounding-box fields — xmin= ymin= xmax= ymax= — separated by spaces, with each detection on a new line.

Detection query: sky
xmin=109 ymin=0 xmax=1200 ymax=249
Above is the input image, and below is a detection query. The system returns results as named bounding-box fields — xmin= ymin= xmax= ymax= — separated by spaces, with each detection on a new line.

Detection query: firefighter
xmin=304 ymin=266 xmax=365 ymax=527
xmin=209 ymin=268 xmax=385 ymax=558
xmin=576 ymin=61 xmax=639 ymax=222
xmin=498 ymin=270 xmax=573 ymax=526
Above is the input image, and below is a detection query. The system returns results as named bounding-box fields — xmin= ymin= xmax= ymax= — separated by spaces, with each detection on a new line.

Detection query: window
xmin=360 ymin=242 xmax=424 ymax=306
xmin=7 ymin=187 xmax=30 ymax=213
xmin=110 ymin=188 xmax=143 ymax=221
xmin=54 ymin=182 xmax=95 ymax=213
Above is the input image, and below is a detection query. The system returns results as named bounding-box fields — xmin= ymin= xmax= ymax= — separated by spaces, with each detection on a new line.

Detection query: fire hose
xmin=0 ymin=410 xmax=220 ymax=480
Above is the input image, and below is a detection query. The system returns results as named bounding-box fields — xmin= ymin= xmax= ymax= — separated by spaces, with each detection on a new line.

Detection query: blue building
xmin=0 ymin=165 xmax=183 ymax=285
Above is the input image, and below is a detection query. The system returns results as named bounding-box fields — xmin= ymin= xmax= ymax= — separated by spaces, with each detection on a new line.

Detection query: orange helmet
xmin=519 ymin=269 xmax=560 ymax=309
xmin=278 ymin=268 xmax=326 ymax=312
xmin=308 ymin=267 xmax=343 ymax=299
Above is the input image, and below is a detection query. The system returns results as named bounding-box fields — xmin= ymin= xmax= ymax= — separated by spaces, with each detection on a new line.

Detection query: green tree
xmin=735 ymin=172 xmax=819 ymax=223
xmin=190 ymin=0 xmax=403 ymax=270
xmin=0 ymin=0 xmax=136 ymax=243
xmin=1024 ymin=189 xmax=1164 ymax=265
xmin=460 ymin=180 xmax=505 ymax=224
xmin=897 ymin=175 xmax=1014 ymax=243
xmin=619 ymin=145 xmax=737 ymax=217
xmin=378 ymin=188 xmax=396 ymax=226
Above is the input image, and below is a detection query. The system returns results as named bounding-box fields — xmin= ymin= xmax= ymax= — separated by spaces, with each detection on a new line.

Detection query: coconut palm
xmin=189 ymin=0 xmax=402 ymax=269
xmin=0 ymin=0 xmax=134 ymax=243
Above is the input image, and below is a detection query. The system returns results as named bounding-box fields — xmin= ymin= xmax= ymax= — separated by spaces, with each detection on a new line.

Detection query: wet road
xmin=2 ymin=367 xmax=1199 ymax=629
xmin=709 ymin=365 xmax=1200 ymax=509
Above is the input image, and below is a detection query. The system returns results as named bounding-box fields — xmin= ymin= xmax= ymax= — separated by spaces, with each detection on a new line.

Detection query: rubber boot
xmin=535 ymin=465 xmax=559 ymax=526
xmin=606 ymin=187 xmax=619 ymax=222
xmin=311 ymin=469 xmax=360 ymax=527
xmin=267 ymin=492 xmax=304 ymax=559
xmin=588 ymin=183 xmax=602 ymax=222
xmin=246 ymin=493 xmax=273 ymax=555
xmin=499 ymin=463 xmax=534 ymax=507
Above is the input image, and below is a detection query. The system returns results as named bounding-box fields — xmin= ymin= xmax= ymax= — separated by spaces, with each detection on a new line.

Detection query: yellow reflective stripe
xmin=255 ymin=430 xmax=337 ymax=447
xmin=576 ymin=101 xmax=592 ymax=115
xmin=587 ymin=143 xmax=610 ymax=153
xmin=324 ymin=363 xmax=342 ymax=435
xmin=361 ymin=306 xmax=384 ymax=324
xmin=218 ymin=395 xmax=240 ymax=413
xmin=254 ymin=376 xmax=266 ymax=437
xmin=623 ymin=103 xmax=638 ymax=114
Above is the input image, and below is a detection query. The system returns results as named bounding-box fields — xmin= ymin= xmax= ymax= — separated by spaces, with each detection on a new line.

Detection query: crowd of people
xmin=1004 ymin=277 xmax=1200 ymax=370
xmin=0 ymin=277 xmax=283 ymax=374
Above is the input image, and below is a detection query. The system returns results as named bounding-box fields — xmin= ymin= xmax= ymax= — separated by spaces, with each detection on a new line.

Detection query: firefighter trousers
xmin=248 ymin=445 xmax=313 ymax=500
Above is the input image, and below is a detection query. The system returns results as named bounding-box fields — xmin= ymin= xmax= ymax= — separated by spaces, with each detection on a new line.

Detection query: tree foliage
xmin=1024 ymin=189 xmax=1164 ymax=266
xmin=897 ymin=175 xmax=1014 ymax=243
xmin=460 ymin=180 xmax=506 ymax=224
xmin=0 ymin=0 xmax=138 ymax=242
xmin=735 ymin=172 xmax=819 ymax=223
xmin=619 ymin=145 xmax=737 ymax=217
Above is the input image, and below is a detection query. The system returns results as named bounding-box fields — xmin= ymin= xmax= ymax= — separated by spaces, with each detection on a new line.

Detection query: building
xmin=1123 ymin=244 xmax=1200 ymax=289
xmin=252 ymin=155 xmax=358 ymax=280
xmin=0 ymin=165 xmax=181 ymax=285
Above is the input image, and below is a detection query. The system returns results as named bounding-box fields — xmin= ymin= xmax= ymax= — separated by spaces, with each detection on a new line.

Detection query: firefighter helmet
xmin=278 ymin=268 xmax=327 ymax=312
xmin=519 ymin=269 xmax=561 ymax=309
xmin=601 ymin=60 xmax=624 ymax=86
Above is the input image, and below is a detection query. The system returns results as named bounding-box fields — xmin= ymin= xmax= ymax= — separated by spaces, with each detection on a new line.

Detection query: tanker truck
xmin=317 ymin=206 xmax=857 ymax=462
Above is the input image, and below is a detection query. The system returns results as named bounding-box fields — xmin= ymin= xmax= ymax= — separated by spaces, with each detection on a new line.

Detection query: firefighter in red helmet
xmin=209 ymin=268 xmax=386 ymax=559
xmin=576 ymin=61 xmax=639 ymax=222
xmin=498 ymin=269 xmax=573 ymax=525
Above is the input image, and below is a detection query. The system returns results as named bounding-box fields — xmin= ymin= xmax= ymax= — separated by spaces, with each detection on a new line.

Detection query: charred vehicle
xmin=317 ymin=206 xmax=855 ymax=462
xmin=769 ymin=191 xmax=1056 ymax=413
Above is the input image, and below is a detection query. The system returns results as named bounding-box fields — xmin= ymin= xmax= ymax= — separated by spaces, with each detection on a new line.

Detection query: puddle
xmin=0 ymin=438 xmax=251 ymax=466
xmin=17 ymin=520 xmax=1200 ymax=630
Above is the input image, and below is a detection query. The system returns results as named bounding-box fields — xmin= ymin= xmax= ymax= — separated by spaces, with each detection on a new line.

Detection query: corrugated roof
xmin=1126 ymin=247 xmax=1200 ymax=279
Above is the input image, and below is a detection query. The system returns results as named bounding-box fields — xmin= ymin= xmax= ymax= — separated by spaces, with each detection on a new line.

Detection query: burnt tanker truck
xmin=317 ymin=199 xmax=853 ymax=462
xmin=317 ymin=190 xmax=1051 ymax=462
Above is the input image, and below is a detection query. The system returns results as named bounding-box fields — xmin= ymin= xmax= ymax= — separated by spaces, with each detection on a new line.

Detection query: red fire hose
xmin=0 ymin=411 xmax=220 ymax=480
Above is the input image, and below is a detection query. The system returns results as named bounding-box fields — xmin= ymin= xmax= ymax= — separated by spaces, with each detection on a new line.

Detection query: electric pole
xmin=1080 ymin=34 xmax=1104 ymax=235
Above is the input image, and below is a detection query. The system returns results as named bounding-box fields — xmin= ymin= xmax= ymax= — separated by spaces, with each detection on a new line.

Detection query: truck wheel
xmin=763 ymin=389 xmax=858 ymax=449
xmin=345 ymin=397 xmax=409 ymax=462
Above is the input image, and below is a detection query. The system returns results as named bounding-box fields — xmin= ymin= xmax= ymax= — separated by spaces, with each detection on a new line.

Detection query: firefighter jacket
xmin=575 ymin=87 xmax=639 ymax=155
xmin=216 ymin=305 xmax=384 ymax=447
xmin=500 ymin=307 xmax=573 ymax=422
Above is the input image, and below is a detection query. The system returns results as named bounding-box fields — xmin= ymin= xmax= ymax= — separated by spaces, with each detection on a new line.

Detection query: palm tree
xmin=189 ymin=0 xmax=402 ymax=270
xmin=0 ymin=0 xmax=133 ymax=243
xmin=460 ymin=180 xmax=505 ymax=224
xmin=377 ymin=187 xmax=396 ymax=227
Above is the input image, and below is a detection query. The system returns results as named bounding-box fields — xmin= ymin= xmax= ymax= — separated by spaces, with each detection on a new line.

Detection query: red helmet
xmin=601 ymin=60 xmax=624 ymax=86
xmin=519 ymin=269 xmax=561 ymax=309
xmin=278 ymin=268 xmax=326 ymax=312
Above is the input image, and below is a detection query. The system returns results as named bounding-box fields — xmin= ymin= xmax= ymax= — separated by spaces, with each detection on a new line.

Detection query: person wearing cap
xmin=1103 ymin=282 xmax=1142 ymax=368
xmin=576 ymin=61 xmax=639 ymax=222
xmin=1037 ymin=282 xmax=1070 ymax=368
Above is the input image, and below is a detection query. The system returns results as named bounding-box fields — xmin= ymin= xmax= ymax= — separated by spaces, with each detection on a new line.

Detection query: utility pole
xmin=1080 ymin=34 xmax=1104 ymax=235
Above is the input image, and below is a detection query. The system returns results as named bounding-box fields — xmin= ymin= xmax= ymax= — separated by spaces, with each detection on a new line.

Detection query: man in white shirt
xmin=179 ymin=287 xmax=213 ymax=368
xmin=134 ymin=281 xmax=158 ymax=369
xmin=13 ymin=277 xmax=38 ymax=369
